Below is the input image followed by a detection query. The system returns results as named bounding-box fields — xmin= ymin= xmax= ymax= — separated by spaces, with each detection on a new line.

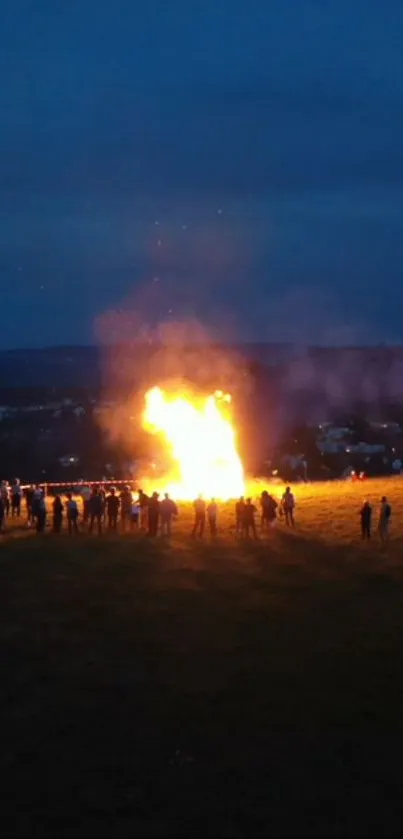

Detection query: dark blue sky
xmin=1 ymin=0 xmax=403 ymax=348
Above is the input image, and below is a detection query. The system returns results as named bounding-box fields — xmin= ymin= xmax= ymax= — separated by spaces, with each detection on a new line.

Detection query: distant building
xmin=58 ymin=454 xmax=80 ymax=468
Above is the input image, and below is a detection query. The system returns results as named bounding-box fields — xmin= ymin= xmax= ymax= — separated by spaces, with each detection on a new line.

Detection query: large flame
xmin=142 ymin=386 xmax=245 ymax=500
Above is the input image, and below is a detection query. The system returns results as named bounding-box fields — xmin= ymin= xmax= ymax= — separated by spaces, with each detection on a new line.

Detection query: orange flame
xmin=142 ymin=386 xmax=245 ymax=500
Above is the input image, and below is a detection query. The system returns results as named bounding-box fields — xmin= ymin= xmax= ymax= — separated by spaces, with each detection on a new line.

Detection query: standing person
xmin=31 ymin=485 xmax=45 ymax=533
xmin=360 ymin=501 xmax=372 ymax=540
xmin=281 ymin=487 xmax=295 ymax=527
xmin=207 ymin=498 xmax=218 ymax=536
xmin=1 ymin=482 xmax=10 ymax=519
xmin=0 ymin=494 xmax=5 ymax=533
xmin=160 ymin=493 xmax=177 ymax=536
xmin=260 ymin=489 xmax=277 ymax=530
xmin=120 ymin=485 xmax=133 ymax=533
xmin=81 ymin=484 xmax=91 ymax=525
xmin=89 ymin=487 xmax=103 ymax=535
xmin=243 ymin=498 xmax=258 ymax=539
xmin=106 ymin=487 xmax=119 ymax=531
xmin=35 ymin=490 xmax=46 ymax=534
xmin=148 ymin=492 xmax=160 ymax=537
xmin=261 ymin=491 xmax=278 ymax=530
xmin=378 ymin=496 xmax=391 ymax=544
xmin=66 ymin=493 xmax=79 ymax=534
xmin=131 ymin=495 xmax=141 ymax=531
xmin=52 ymin=495 xmax=64 ymax=533
xmin=235 ymin=496 xmax=245 ymax=535
xmin=268 ymin=493 xmax=279 ymax=527
xmin=138 ymin=489 xmax=149 ymax=530
xmin=11 ymin=479 xmax=22 ymax=518
xmin=25 ymin=485 xmax=34 ymax=526
xmin=99 ymin=486 xmax=107 ymax=523
xmin=260 ymin=491 xmax=269 ymax=529
xmin=192 ymin=495 xmax=206 ymax=538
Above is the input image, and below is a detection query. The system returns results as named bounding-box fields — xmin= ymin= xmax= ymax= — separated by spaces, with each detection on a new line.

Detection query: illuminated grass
xmin=1 ymin=478 xmax=403 ymax=836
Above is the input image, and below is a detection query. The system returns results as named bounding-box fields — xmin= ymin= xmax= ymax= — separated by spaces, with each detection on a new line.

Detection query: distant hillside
xmin=0 ymin=342 xmax=403 ymax=482
xmin=0 ymin=346 xmax=102 ymax=388
xmin=1 ymin=343 xmax=403 ymax=418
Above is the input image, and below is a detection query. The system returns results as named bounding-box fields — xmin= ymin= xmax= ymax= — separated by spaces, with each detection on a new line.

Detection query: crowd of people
xmin=0 ymin=479 xmax=394 ymax=544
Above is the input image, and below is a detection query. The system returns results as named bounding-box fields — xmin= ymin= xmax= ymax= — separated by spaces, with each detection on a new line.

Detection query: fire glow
xmin=142 ymin=386 xmax=245 ymax=500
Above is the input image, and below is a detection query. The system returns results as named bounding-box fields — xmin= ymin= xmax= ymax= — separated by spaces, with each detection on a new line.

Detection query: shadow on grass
xmin=2 ymin=533 xmax=403 ymax=835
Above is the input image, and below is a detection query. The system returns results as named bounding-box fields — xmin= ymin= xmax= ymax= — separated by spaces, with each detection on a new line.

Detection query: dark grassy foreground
xmin=1 ymin=530 xmax=403 ymax=837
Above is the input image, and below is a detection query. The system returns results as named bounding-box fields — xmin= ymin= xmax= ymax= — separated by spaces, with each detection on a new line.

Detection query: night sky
xmin=1 ymin=0 xmax=403 ymax=349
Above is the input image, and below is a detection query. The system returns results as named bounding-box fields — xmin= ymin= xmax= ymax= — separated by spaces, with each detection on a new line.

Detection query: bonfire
xmin=142 ymin=386 xmax=245 ymax=500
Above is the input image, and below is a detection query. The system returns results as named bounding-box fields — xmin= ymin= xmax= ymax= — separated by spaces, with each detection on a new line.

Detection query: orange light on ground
xmin=142 ymin=386 xmax=245 ymax=500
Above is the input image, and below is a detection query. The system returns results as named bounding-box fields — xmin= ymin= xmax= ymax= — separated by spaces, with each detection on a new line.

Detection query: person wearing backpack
xmin=378 ymin=496 xmax=391 ymax=543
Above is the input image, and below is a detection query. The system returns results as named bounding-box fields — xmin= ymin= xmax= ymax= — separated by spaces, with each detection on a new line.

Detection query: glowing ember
xmin=142 ymin=386 xmax=245 ymax=500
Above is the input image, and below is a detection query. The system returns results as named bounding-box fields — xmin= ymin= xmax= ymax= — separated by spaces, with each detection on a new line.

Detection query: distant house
xmin=0 ymin=406 xmax=15 ymax=421
xmin=317 ymin=425 xmax=387 ymax=456
xmin=93 ymin=401 xmax=118 ymax=417
xmin=345 ymin=442 xmax=386 ymax=455
xmin=58 ymin=454 xmax=80 ymax=468
xmin=323 ymin=426 xmax=352 ymax=441
xmin=369 ymin=421 xmax=402 ymax=433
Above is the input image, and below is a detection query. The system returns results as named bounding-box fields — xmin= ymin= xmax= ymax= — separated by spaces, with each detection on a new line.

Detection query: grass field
xmin=1 ymin=478 xmax=403 ymax=837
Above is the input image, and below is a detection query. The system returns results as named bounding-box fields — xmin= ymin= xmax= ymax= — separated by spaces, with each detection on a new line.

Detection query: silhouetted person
xmin=120 ymin=485 xmax=133 ymax=532
xmin=52 ymin=495 xmax=64 ymax=533
xmin=260 ymin=491 xmax=275 ymax=529
xmin=81 ymin=484 xmax=91 ymax=524
xmin=160 ymin=493 xmax=177 ymax=536
xmin=378 ymin=496 xmax=391 ymax=544
xmin=360 ymin=501 xmax=372 ymax=540
xmin=31 ymin=485 xmax=46 ymax=533
xmin=207 ymin=499 xmax=218 ymax=536
xmin=261 ymin=491 xmax=278 ymax=530
xmin=99 ymin=486 xmax=106 ymax=523
xmin=66 ymin=492 xmax=79 ymax=534
xmin=106 ymin=488 xmax=119 ymax=530
xmin=281 ymin=487 xmax=295 ymax=527
xmin=192 ymin=495 xmax=206 ymax=537
xmin=235 ymin=496 xmax=245 ymax=534
xmin=35 ymin=492 xmax=46 ymax=534
xmin=148 ymin=492 xmax=160 ymax=537
xmin=25 ymin=485 xmax=34 ymax=525
xmin=0 ymin=496 xmax=5 ymax=533
xmin=243 ymin=498 xmax=258 ymax=539
xmin=1 ymin=482 xmax=10 ymax=518
xmin=11 ymin=479 xmax=22 ymax=517
xmin=89 ymin=487 xmax=103 ymax=534
xmin=131 ymin=496 xmax=141 ymax=530
xmin=138 ymin=489 xmax=149 ymax=530
xmin=260 ymin=491 xmax=269 ymax=529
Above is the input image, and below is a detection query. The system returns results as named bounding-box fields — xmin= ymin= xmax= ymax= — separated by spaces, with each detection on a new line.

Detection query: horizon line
xmin=1 ymin=340 xmax=403 ymax=354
